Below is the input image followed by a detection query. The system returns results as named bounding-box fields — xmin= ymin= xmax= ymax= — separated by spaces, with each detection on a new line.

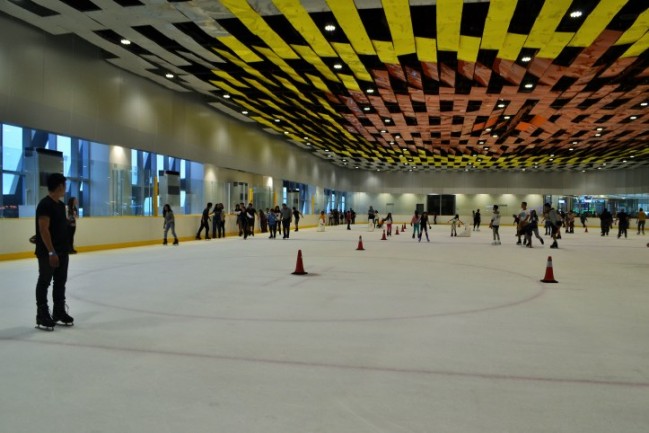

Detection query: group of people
xmin=190 ymin=202 xmax=303 ymax=241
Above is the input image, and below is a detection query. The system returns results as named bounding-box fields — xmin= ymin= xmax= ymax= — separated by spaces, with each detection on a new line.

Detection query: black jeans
xmin=36 ymin=254 xmax=69 ymax=307
xmin=282 ymin=218 xmax=291 ymax=237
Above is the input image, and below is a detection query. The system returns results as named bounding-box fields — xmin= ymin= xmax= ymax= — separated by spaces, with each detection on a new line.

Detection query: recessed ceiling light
xmin=492 ymin=134 xmax=498 ymax=138
xmin=165 ymin=73 xmax=174 ymax=79
xmin=380 ymin=129 xmax=387 ymax=133
xmin=572 ymin=141 xmax=578 ymax=145
xmin=395 ymin=134 xmax=401 ymax=139
xmin=384 ymin=118 xmax=391 ymax=123
xmin=521 ymin=56 xmax=532 ymax=62
xmin=284 ymin=131 xmax=289 ymax=135
xmin=630 ymin=115 xmax=638 ymax=120
xmin=304 ymin=136 xmax=308 ymax=140
xmin=274 ymin=119 xmax=281 ymax=123
xmin=355 ymin=166 xmax=359 ymax=169
xmin=549 ymin=158 xmax=554 ymax=161
xmin=503 ymin=116 xmax=511 ymax=120
xmin=333 ymin=63 xmax=343 ymax=70
xmin=596 ymin=127 xmax=604 ymax=131
xmin=630 ymin=155 xmax=635 ymax=158
xmin=595 ymin=133 xmax=601 ymax=137
xmin=483 ymin=146 xmax=489 ymax=150
xmin=324 ymin=24 xmax=336 ymax=32
xmin=524 ymin=83 xmax=534 ymax=89
xmin=324 ymin=149 xmax=329 ymax=152
xmin=223 ymin=94 xmax=231 ymax=99
xmin=305 ymin=142 xmax=311 ymax=146
xmin=569 ymin=147 xmax=574 ymax=151
xmin=120 ymin=38 xmax=131 ymax=45
xmin=497 ymin=103 xmax=506 ymax=108
xmin=366 ymin=88 xmax=375 ymax=94
xmin=485 ymin=128 xmax=492 ymax=132
xmin=641 ymin=102 xmax=648 ymax=106
xmin=570 ymin=10 xmax=583 ymax=18
xmin=363 ymin=107 xmax=370 ymax=112
xmin=623 ymin=159 xmax=627 ymax=163
xmin=241 ymin=110 xmax=248 ymax=115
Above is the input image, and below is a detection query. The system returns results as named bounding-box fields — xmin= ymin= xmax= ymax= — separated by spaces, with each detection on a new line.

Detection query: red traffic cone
xmin=540 ymin=256 xmax=558 ymax=283
xmin=291 ymin=249 xmax=308 ymax=275
xmin=381 ymin=229 xmax=387 ymax=240
xmin=395 ymin=226 xmax=400 ymax=235
xmin=356 ymin=236 xmax=365 ymax=251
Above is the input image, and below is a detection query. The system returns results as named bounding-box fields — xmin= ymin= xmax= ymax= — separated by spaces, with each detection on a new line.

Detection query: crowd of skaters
xmin=160 ymin=200 xmax=648 ymax=247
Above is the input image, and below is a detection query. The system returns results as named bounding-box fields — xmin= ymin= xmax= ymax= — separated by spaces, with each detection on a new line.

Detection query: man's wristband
xmin=48 ymin=251 xmax=57 ymax=256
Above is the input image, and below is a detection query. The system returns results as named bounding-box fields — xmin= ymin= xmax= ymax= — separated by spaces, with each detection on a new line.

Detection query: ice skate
xmin=35 ymin=305 xmax=55 ymax=331
xmin=173 ymin=239 xmax=179 ymax=245
xmin=52 ymin=304 xmax=74 ymax=326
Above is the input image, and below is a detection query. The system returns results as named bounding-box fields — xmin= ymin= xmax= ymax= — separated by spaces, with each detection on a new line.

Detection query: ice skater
xmin=162 ymin=204 xmax=179 ymax=245
xmin=448 ymin=214 xmax=463 ymax=237
xmin=490 ymin=205 xmax=501 ymax=245
xmin=419 ymin=212 xmax=430 ymax=242
xmin=410 ymin=210 xmax=421 ymax=239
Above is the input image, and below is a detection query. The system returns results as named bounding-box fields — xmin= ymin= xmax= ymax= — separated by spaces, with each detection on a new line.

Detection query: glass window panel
xmin=57 ymin=135 xmax=72 ymax=176
xmin=2 ymin=173 xmax=18 ymax=195
xmin=2 ymin=124 xmax=23 ymax=172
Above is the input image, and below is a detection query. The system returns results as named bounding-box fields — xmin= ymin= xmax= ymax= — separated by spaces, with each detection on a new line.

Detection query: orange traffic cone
xmin=540 ymin=256 xmax=558 ymax=283
xmin=356 ymin=236 xmax=365 ymax=251
xmin=396 ymin=226 xmax=400 ymax=235
xmin=381 ymin=229 xmax=387 ymax=240
xmin=291 ymin=249 xmax=308 ymax=275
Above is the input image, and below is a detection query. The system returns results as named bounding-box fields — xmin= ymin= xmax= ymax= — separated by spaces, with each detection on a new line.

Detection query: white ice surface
xmin=1 ymin=223 xmax=648 ymax=433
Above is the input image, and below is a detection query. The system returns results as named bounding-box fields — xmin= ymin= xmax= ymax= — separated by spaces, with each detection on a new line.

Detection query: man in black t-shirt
xmin=34 ymin=173 xmax=74 ymax=329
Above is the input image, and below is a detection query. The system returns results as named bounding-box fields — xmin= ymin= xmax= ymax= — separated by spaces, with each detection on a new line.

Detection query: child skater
xmin=524 ymin=209 xmax=545 ymax=247
xmin=490 ymin=205 xmax=501 ymax=245
xmin=410 ymin=210 xmax=421 ymax=240
xmin=385 ymin=212 xmax=393 ymax=236
xmin=448 ymin=214 xmax=463 ymax=237
xmin=267 ymin=208 xmax=277 ymax=239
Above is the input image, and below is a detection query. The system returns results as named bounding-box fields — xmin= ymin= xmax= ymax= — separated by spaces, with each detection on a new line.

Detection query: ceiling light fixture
xmin=384 ymin=118 xmax=391 ymax=123
xmin=241 ymin=110 xmax=248 ymax=115
xmin=363 ymin=107 xmax=370 ymax=112
xmin=485 ymin=128 xmax=492 ymax=132
xmin=492 ymin=134 xmax=498 ymax=138
xmin=324 ymin=24 xmax=336 ymax=32
xmin=284 ymin=131 xmax=289 ymax=135
xmin=274 ymin=119 xmax=281 ymax=123
xmin=570 ymin=10 xmax=583 ymax=18
xmin=524 ymin=83 xmax=534 ymax=89
xmin=366 ymin=88 xmax=375 ymax=94
xmin=333 ymin=63 xmax=342 ymax=70
xmin=596 ymin=127 xmax=604 ymax=131
xmin=380 ymin=129 xmax=387 ymax=133
xmin=521 ymin=56 xmax=532 ymax=62
xmin=503 ymin=116 xmax=511 ymax=120
xmin=641 ymin=102 xmax=648 ymax=106
xmin=595 ymin=133 xmax=601 ymax=137
xmin=165 ymin=73 xmax=174 ymax=79
xmin=120 ymin=38 xmax=131 ymax=45
xmin=223 ymin=94 xmax=231 ymax=99
xmin=497 ymin=103 xmax=506 ymax=108
xmin=630 ymin=115 xmax=638 ymax=120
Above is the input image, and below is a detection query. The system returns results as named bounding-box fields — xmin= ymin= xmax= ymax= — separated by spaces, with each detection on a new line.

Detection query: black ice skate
xmin=35 ymin=305 xmax=56 ymax=331
xmin=52 ymin=304 xmax=74 ymax=326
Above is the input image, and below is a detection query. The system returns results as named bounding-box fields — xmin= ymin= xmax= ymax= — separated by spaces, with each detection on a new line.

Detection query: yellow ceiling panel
xmin=415 ymin=37 xmax=437 ymax=63
xmin=569 ymin=0 xmax=627 ymax=47
xmin=481 ymin=0 xmax=518 ymax=50
xmin=209 ymin=80 xmax=246 ymax=97
xmin=497 ymin=33 xmax=527 ymax=61
xmin=306 ymin=74 xmax=332 ymax=93
xmin=217 ymin=36 xmax=263 ymax=63
xmin=314 ymin=95 xmax=340 ymax=117
xmin=220 ymin=0 xmax=298 ymax=60
xmin=622 ymin=31 xmax=649 ymax=58
xmin=373 ymin=40 xmax=399 ymax=64
xmin=259 ymin=98 xmax=284 ymax=112
xmin=458 ymin=36 xmax=481 ymax=63
xmin=332 ymin=43 xmax=373 ymax=82
xmin=616 ymin=8 xmax=649 ymax=45
xmin=272 ymin=0 xmax=337 ymax=57
xmin=338 ymin=74 xmax=361 ymax=92
xmin=244 ymin=78 xmax=283 ymax=103
xmin=211 ymin=70 xmax=250 ymax=88
xmin=292 ymin=45 xmax=340 ymax=82
xmin=255 ymin=46 xmax=308 ymax=84
xmin=251 ymin=116 xmax=280 ymax=130
xmin=436 ymin=0 xmax=462 ymax=51
xmin=383 ymin=0 xmax=416 ymax=56
xmin=274 ymin=76 xmax=312 ymax=104
xmin=525 ymin=0 xmax=571 ymax=49
xmin=326 ymin=0 xmax=376 ymax=55
xmin=213 ymin=48 xmax=277 ymax=87
xmin=536 ymin=32 xmax=573 ymax=59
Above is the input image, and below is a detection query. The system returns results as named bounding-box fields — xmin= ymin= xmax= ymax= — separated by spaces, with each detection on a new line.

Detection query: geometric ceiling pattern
xmin=2 ymin=0 xmax=649 ymax=172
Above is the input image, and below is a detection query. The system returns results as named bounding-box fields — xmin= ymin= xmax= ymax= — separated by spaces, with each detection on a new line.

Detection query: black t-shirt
xmin=35 ymin=196 xmax=69 ymax=257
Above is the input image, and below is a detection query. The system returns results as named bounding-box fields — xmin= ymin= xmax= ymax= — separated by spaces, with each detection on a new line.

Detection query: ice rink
xmin=1 ymin=222 xmax=648 ymax=433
